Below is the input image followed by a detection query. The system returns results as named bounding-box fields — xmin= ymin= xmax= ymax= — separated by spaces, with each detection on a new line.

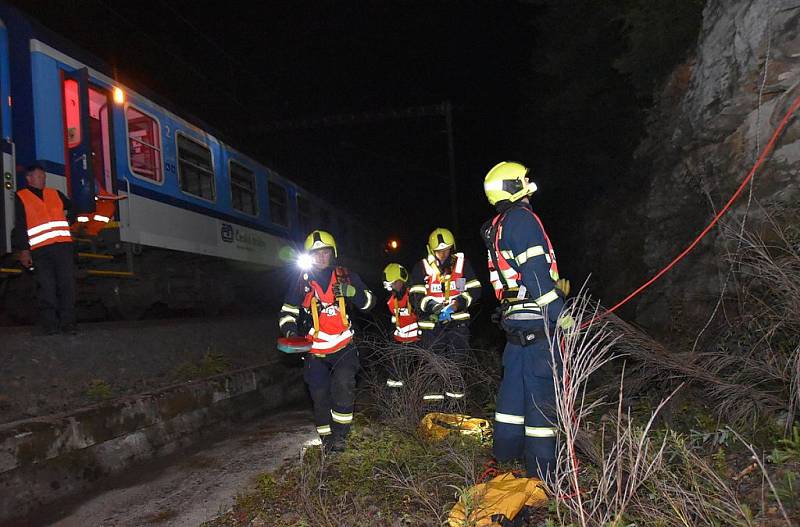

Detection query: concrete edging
xmin=0 ymin=361 xmax=306 ymax=523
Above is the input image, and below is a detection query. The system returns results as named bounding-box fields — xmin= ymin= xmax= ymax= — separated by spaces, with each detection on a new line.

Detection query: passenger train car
xmin=0 ymin=3 xmax=379 ymax=320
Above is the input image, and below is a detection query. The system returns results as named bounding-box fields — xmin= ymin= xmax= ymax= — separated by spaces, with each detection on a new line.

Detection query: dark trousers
xmin=421 ymin=324 xmax=469 ymax=402
xmin=303 ymin=343 xmax=359 ymax=439
xmin=32 ymin=242 xmax=76 ymax=330
xmin=493 ymin=325 xmax=561 ymax=479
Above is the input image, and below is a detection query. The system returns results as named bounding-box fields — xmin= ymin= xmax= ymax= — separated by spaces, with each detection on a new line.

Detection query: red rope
xmin=581 ymin=93 xmax=800 ymax=329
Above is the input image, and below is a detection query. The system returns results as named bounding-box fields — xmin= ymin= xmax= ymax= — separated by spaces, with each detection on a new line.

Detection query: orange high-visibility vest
xmin=302 ymin=269 xmax=353 ymax=354
xmin=387 ymin=288 xmax=420 ymax=343
xmin=17 ymin=188 xmax=72 ymax=250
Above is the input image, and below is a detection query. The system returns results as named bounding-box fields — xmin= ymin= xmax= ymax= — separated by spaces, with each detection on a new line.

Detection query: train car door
xmin=61 ymin=68 xmax=96 ymax=215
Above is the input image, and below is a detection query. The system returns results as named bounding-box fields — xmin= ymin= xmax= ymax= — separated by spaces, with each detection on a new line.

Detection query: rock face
xmin=589 ymin=1 xmax=800 ymax=336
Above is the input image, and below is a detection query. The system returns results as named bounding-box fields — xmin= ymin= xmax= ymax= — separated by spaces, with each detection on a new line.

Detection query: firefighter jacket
xmin=409 ymin=252 xmax=481 ymax=331
xmin=387 ymin=286 xmax=421 ymax=343
xmin=482 ymin=201 xmax=563 ymax=328
xmin=279 ymin=266 xmax=375 ymax=354
xmin=14 ymin=188 xmax=73 ymax=251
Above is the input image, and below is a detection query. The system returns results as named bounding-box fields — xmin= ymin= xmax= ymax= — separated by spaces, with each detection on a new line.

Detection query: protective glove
xmin=333 ymin=283 xmax=357 ymax=298
xmin=438 ymin=304 xmax=454 ymax=322
xmin=555 ymin=278 xmax=571 ymax=297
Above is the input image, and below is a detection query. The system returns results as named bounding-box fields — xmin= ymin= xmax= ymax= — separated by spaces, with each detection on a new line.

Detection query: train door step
xmin=86 ymin=269 xmax=135 ymax=278
xmin=78 ymin=252 xmax=114 ymax=260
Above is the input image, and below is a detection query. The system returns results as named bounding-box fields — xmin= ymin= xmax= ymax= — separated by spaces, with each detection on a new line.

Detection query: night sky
xmin=11 ymin=0 xmax=661 ymax=288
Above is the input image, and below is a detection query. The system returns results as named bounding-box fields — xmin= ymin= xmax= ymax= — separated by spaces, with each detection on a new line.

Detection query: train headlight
xmin=297 ymin=252 xmax=313 ymax=270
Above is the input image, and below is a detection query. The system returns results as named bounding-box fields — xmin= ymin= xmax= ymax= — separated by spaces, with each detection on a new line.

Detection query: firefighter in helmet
xmin=481 ymin=161 xmax=571 ymax=479
xmin=382 ymin=263 xmax=420 ymax=390
xmin=408 ymin=228 xmax=481 ymax=403
xmin=279 ymin=230 xmax=375 ymax=452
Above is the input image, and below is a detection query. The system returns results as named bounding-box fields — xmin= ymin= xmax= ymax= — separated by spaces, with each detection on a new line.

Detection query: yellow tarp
xmin=418 ymin=412 xmax=491 ymax=443
xmin=448 ymin=472 xmax=549 ymax=527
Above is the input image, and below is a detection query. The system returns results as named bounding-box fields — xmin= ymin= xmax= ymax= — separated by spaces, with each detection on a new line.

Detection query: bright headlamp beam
xmin=297 ymin=252 xmax=313 ymax=270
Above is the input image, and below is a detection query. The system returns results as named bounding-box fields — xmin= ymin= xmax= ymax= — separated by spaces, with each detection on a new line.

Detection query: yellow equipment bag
xmin=418 ymin=413 xmax=491 ymax=443
xmin=448 ymin=472 xmax=548 ymax=527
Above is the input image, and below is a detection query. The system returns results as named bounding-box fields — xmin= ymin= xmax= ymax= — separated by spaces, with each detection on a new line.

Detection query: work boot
xmin=330 ymin=435 xmax=347 ymax=453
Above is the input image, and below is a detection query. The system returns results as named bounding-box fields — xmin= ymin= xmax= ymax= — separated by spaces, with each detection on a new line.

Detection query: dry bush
xmin=357 ymin=330 xmax=498 ymax=429
xmin=549 ymin=291 xmax=759 ymax=527
xmin=604 ymin=211 xmax=800 ymax=430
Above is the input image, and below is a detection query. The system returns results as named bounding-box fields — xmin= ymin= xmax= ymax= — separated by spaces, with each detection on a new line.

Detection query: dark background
xmin=11 ymin=0 xmax=704 ymax=295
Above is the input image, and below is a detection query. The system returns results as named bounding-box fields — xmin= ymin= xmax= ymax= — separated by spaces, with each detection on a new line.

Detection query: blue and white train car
xmin=0 ymin=3 xmax=376 ymax=318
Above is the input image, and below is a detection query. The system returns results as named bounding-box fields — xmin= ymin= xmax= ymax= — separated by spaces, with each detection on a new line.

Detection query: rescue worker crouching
xmin=409 ymin=228 xmax=481 ymax=403
xmin=278 ymin=230 xmax=375 ymax=453
xmin=481 ymin=161 xmax=572 ymax=480
xmin=382 ymin=263 xmax=420 ymax=390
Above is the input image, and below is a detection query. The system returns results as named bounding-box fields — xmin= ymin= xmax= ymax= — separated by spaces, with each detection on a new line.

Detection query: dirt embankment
xmin=0 ymin=315 xmax=282 ymax=424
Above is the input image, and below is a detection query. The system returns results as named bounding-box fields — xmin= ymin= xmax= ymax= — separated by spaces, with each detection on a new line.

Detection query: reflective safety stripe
xmin=76 ymin=216 xmax=90 ymax=223
xmin=281 ymin=304 xmax=300 ymax=315
xmin=386 ymin=379 xmax=404 ymax=387
xmin=453 ymin=253 xmax=465 ymax=274
xmin=362 ymin=290 xmax=375 ymax=310
xmin=331 ymin=410 xmax=353 ymax=424
xmin=505 ymin=302 xmax=542 ymax=313
xmin=451 ymin=312 xmax=470 ymax=320
xmin=27 ymin=220 xmax=69 ymax=236
xmin=534 ymin=289 xmax=560 ymax=307
xmin=461 ymin=291 xmax=473 ymax=307
xmin=423 ymin=394 xmax=445 ymax=400
xmin=465 ymin=279 xmax=481 ymax=289
xmin=409 ymin=285 xmax=427 ymax=294
xmin=418 ymin=320 xmax=436 ymax=329
xmin=525 ymin=426 xmax=557 ymax=437
xmin=93 ymin=214 xmax=110 ymax=223
xmin=495 ymin=412 xmax=525 ymax=425
xmin=515 ymin=245 xmax=545 ymax=265
xmin=500 ymin=267 xmax=518 ymax=279
xmin=307 ymin=328 xmax=353 ymax=350
xmin=317 ymin=425 xmax=332 ymax=436
xmin=500 ymin=250 xmax=514 ymax=259
xmin=279 ymin=315 xmax=295 ymax=327
xmin=445 ymin=391 xmax=464 ymax=399
xmin=28 ymin=230 xmax=72 ymax=248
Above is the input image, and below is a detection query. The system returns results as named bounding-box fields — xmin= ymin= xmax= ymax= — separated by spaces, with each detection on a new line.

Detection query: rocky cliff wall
xmin=588 ymin=0 xmax=800 ymax=336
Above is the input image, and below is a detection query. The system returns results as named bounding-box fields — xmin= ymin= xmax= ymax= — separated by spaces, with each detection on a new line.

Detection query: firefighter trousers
xmin=421 ymin=324 xmax=469 ymax=404
xmin=32 ymin=242 xmax=76 ymax=331
xmin=303 ymin=343 xmax=359 ymax=440
xmin=493 ymin=326 xmax=561 ymax=479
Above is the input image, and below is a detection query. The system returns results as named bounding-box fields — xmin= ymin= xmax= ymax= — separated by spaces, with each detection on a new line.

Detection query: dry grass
xmin=547 ymin=289 xmax=778 ymax=527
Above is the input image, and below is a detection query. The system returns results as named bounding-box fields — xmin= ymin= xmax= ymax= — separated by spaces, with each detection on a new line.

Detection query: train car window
xmin=126 ymin=106 xmax=162 ymax=182
xmin=296 ymin=195 xmax=313 ymax=234
xmin=268 ymin=181 xmax=288 ymax=226
xmin=177 ymin=134 xmax=215 ymax=201
xmin=229 ymin=161 xmax=257 ymax=215
xmin=63 ymin=79 xmax=82 ymax=148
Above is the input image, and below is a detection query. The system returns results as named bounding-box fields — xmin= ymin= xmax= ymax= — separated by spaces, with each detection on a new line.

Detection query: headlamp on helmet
xmin=383 ymin=263 xmax=409 ymax=291
xmin=483 ymin=161 xmax=537 ymax=205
